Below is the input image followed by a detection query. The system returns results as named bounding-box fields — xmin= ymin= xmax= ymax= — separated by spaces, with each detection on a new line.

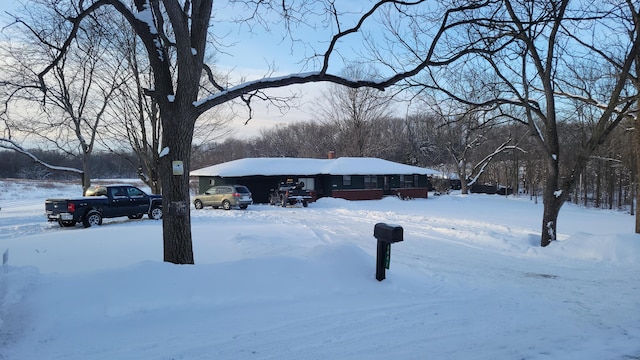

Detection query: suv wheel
xmin=194 ymin=199 xmax=204 ymax=209
xmin=222 ymin=200 xmax=232 ymax=210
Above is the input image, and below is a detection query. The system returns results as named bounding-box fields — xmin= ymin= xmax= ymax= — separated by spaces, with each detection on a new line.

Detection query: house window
xmin=364 ymin=175 xmax=378 ymax=189
xmin=299 ymin=177 xmax=315 ymax=190
xmin=400 ymin=175 xmax=414 ymax=188
xmin=343 ymin=175 xmax=351 ymax=186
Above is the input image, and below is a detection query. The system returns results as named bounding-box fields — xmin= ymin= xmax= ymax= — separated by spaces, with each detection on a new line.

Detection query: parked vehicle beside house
xmin=45 ymin=184 xmax=163 ymax=228
xmin=190 ymin=157 xmax=439 ymax=203
xmin=193 ymin=185 xmax=252 ymax=210
xmin=269 ymin=180 xmax=313 ymax=207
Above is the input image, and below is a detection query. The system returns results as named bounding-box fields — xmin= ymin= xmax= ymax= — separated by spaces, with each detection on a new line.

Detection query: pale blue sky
xmin=1 ymin=1 xmax=20 ymax=13
xmin=0 ymin=1 xmax=402 ymax=139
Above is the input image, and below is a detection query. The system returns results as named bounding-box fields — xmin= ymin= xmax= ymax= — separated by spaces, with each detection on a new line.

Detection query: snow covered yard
xmin=0 ymin=179 xmax=639 ymax=359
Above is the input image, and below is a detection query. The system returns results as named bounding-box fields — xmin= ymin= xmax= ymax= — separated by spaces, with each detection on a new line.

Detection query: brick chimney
xmin=327 ymin=151 xmax=336 ymax=159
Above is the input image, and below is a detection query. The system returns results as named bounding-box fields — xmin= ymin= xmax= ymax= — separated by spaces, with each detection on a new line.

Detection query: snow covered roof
xmin=190 ymin=157 xmax=440 ymax=177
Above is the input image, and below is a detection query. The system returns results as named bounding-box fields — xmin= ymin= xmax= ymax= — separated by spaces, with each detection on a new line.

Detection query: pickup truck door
xmin=127 ymin=187 xmax=151 ymax=215
xmin=107 ymin=187 xmax=133 ymax=217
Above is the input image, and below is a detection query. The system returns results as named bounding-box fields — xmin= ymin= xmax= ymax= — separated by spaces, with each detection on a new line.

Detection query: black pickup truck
xmin=268 ymin=180 xmax=313 ymax=207
xmin=46 ymin=184 xmax=162 ymax=228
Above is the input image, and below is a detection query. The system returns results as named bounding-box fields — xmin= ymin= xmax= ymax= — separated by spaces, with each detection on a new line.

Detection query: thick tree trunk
xmin=540 ymin=175 xmax=563 ymax=247
xmin=595 ymin=162 xmax=602 ymax=208
xmin=460 ymin=175 xmax=469 ymax=194
xmin=583 ymin=172 xmax=588 ymax=207
xmin=160 ymin=109 xmax=195 ymax=264
xmin=81 ymin=153 xmax=92 ymax=195
xmin=150 ymin=166 xmax=161 ymax=195
xmin=631 ymin=179 xmax=636 ymax=216
xmin=455 ymin=160 xmax=469 ymax=194
xmin=636 ymin=113 xmax=640 ymax=233
xmin=540 ymin=149 xmax=564 ymax=247
xmin=608 ymin=165 xmax=615 ymax=210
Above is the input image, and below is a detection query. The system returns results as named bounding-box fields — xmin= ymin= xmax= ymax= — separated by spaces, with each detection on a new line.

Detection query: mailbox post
xmin=373 ymin=223 xmax=403 ymax=281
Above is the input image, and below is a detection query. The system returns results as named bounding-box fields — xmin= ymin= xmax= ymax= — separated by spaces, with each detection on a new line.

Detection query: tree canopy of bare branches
xmin=2 ymin=0 xmax=638 ymax=261
xmin=5 ymin=0 xmax=448 ymax=264
xmin=391 ymin=0 xmax=640 ymax=246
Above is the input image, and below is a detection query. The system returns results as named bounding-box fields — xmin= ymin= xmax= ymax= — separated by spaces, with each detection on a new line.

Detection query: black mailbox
xmin=374 ymin=223 xmax=403 ymax=243
xmin=374 ymin=223 xmax=404 ymax=281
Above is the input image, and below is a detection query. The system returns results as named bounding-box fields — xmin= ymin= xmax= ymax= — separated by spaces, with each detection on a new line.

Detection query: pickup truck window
xmin=111 ymin=188 xmax=127 ymax=197
xmin=128 ymin=187 xmax=146 ymax=197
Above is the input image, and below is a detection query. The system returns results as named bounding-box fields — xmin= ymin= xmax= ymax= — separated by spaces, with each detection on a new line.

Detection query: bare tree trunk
xmin=631 ymin=176 xmax=636 ymax=216
xmin=636 ymin=113 xmax=640 ymax=232
xmin=540 ymin=156 xmax=561 ymax=247
xmin=150 ymin=165 xmax=161 ymax=194
xmin=541 ymin=194 xmax=562 ymax=247
xmin=513 ymin=153 xmax=519 ymax=195
xmin=459 ymin=171 xmax=469 ymax=194
xmin=81 ymin=153 xmax=92 ymax=195
xmin=617 ymin=170 xmax=623 ymax=209
xmin=160 ymin=109 xmax=195 ymax=264
xmin=608 ymin=165 xmax=615 ymax=210
xmin=540 ymin=160 xmax=571 ymax=247
xmin=596 ymin=162 xmax=602 ymax=208
xmin=583 ymin=171 xmax=588 ymax=207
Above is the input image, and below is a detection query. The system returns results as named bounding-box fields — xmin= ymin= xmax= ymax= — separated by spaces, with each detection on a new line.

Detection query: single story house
xmin=190 ymin=157 xmax=440 ymax=203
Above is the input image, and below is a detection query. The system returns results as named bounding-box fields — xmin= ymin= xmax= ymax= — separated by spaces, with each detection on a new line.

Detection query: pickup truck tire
xmin=149 ymin=206 xmax=163 ymax=220
xmin=222 ymin=200 xmax=232 ymax=210
xmin=83 ymin=210 xmax=103 ymax=228
xmin=194 ymin=200 xmax=204 ymax=209
xmin=128 ymin=214 xmax=144 ymax=219
xmin=58 ymin=219 xmax=76 ymax=227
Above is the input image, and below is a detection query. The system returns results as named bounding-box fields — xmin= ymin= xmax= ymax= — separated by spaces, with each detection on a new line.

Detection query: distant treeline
xmin=0 ymin=150 xmax=139 ymax=180
xmin=2 ymin=114 xmax=636 ymax=213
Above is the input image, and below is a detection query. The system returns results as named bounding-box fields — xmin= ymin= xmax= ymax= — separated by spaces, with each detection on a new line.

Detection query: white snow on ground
xmin=0 ymin=179 xmax=639 ymax=360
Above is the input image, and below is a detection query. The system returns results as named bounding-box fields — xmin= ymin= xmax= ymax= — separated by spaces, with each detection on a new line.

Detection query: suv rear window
xmin=235 ymin=186 xmax=250 ymax=194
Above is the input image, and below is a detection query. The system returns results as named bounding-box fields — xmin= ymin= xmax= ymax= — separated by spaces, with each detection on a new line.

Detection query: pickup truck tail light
xmin=67 ymin=203 xmax=76 ymax=213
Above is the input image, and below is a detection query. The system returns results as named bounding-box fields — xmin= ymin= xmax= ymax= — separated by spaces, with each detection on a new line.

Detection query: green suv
xmin=193 ymin=185 xmax=252 ymax=210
